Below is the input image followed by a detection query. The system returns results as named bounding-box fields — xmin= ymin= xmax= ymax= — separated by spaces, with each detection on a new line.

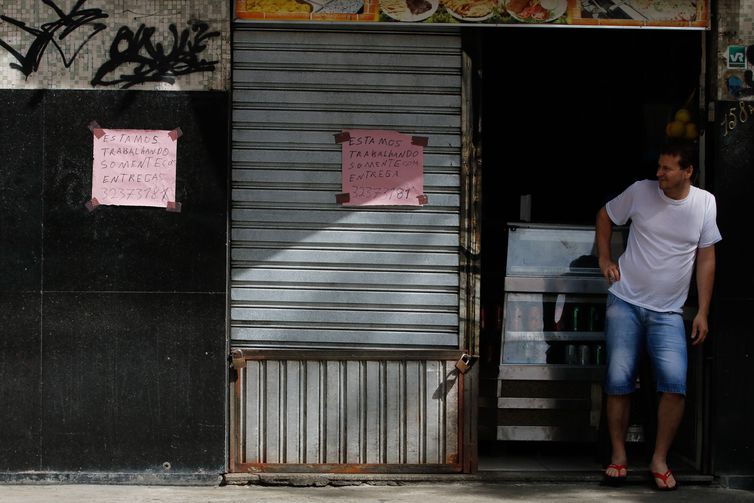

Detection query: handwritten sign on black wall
xmin=91 ymin=128 xmax=178 ymax=208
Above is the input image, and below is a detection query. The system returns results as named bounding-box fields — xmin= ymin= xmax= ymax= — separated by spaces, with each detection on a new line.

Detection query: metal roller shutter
xmin=231 ymin=25 xmax=462 ymax=348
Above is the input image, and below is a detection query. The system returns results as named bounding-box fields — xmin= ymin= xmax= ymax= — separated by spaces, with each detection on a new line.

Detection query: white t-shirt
xmin=606 ymin=180 xmax=722 ymax=313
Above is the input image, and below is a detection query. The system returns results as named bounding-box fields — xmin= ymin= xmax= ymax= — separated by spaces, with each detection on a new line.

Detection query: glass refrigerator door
xmin=505 ymin=224 xmax=625 ymax=278
xmin=501 ymin=292 xmax=606 ymax=365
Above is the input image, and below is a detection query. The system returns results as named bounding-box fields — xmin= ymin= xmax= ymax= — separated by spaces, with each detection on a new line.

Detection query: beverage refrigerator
xmin=496 ymin=223 xmax=628 ymax=442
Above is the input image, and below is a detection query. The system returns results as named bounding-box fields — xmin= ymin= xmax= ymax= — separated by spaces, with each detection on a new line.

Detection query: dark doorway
xmin=475 ymin=27 xmax=705 ymax=475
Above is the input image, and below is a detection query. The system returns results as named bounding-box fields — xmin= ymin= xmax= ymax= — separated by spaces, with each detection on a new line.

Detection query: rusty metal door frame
xmin=227 ymin=25 xmax=479 ymax=476
xmin=459 ymin=31 xmax=484 ymax=474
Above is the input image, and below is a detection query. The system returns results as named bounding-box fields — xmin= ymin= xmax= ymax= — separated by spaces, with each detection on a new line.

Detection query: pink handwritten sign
xmin=339 ymin=129 xmax=426 ymax=206
xmin=91 ymin=129 xmax=178 ymax=208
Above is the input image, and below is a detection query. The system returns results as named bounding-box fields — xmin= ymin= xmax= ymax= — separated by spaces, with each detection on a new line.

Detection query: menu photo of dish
xmin=310 ymin=0 xmax=365 ymax=13
xmin=380 ymin=0 xmax=439 ymax=21
xmin=237 ymin=0 xmax=370 ymax=18
xmin=441 ymin=0 xmax=500 ymax=21
xmin=503 ymin=0 xmax=567 ymax=22
xmin=579 ymin=0 xmax=701 ymax=23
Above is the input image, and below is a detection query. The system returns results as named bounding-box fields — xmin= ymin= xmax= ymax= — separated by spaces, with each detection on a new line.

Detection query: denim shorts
xmin=603 ymin=293 xmax=687 ymax=396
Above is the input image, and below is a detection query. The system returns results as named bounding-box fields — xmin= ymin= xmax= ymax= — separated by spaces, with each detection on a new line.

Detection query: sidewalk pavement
xmin=0 ymin=481 xmax=753 ymax=503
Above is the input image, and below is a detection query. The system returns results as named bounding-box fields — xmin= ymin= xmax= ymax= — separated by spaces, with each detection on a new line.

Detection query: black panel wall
xmin=709 ymin=101 xmax=754 ymax=488
xmin=0 ymin=90 xmax=228 ymax=478
xmin=0 ymin=91 xmax=43 ymax=471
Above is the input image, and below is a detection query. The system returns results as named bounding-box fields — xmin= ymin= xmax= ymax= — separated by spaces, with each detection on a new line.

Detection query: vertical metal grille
xmin=230 ymin=25 xmax=463 ymax=348
xmin=232 ymin=354 xmax=461 ymax=469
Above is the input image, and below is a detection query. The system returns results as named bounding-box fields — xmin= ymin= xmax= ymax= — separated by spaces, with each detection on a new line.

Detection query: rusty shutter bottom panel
xmin=230 ymin=350 xmax=463 ymax=473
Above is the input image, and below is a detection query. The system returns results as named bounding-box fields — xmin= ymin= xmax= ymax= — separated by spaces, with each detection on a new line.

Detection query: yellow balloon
xmin=674 ymin=109 xmax=691 ymax=123
xmin=666 ymin=121 xmax=686 ymax=138
xmin=684 ymin=122 xmax=699 ymax=140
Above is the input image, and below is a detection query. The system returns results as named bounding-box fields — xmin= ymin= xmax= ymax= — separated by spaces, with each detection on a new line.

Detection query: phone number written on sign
xmin=350 ymin=185 xmax=418 ymax=200
xmin=98 ymin=187 xmax=173 ymax=202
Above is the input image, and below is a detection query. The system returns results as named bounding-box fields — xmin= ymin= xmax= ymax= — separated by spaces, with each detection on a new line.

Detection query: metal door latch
xmin=455 ymin=353 xmax=478 ymax=374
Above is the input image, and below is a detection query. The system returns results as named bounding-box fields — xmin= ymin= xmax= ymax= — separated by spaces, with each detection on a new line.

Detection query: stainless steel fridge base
xmin=496 ymin=424 xmax=644 ymax=443
xmin=497 ymin=397 xmax=590 ymax=410
xmin=504 ymin=330 xmax=605 ymax=342
xmin=496 ymin=425 xmax=599 ymax=442
xmin=498 ymin=364 xmax=606 ymax=381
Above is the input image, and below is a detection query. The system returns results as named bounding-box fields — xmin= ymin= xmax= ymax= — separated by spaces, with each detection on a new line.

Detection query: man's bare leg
xmin=650 ymin=392 xmax=685 ymax=489
xmin=605 ymin=394 xmax=631 ymax=477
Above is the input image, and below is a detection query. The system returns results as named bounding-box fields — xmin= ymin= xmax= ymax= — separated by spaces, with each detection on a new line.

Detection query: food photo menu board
xmin=236 ymin=0 xmax=709 ymax=28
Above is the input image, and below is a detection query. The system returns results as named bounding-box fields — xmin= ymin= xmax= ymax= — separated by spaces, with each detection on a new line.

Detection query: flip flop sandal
xmin=652 ymin=470 xmax=679 ymax=491
xmin=603 ymin=464 xmax=628 ymax=486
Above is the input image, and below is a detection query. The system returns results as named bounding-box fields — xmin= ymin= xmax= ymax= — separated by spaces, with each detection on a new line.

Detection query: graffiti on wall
xmin=92 ymin=21 xmax=219 ymax=88
xmin=0 ymin=0 xmax=108 ymax=77
xmin=0 ymin=0 xmax=227 ymax=90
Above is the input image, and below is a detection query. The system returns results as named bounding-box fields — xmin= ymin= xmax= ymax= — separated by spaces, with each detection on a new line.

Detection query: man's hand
xmin=691 ymin=245 xmax=716 ymax=346
xmin=599 ymin=257 xmax=621 ymax=285
xmin=596 ymin=207 xmax=620 ymax=285
xmin=690 ymin=312 xmax=709 ymax=345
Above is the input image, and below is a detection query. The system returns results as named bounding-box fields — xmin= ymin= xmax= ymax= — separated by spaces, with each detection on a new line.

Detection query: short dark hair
xmin=659 ymin=139 xmax=697 ymax=171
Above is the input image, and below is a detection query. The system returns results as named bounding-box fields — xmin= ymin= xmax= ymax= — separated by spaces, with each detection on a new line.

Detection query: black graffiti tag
xmin=0 ymin=0 xmax=108 ymax=77
xmin=92 ymin=21 xmax=220 ymax=88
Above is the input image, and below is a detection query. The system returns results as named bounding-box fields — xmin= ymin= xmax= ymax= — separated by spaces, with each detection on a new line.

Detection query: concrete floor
xmin=0 ymin=481 xmax=752 ymax=503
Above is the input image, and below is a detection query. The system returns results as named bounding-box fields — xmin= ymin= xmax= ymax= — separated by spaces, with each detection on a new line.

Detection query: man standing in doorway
xmin=595 ymin=140 xmax=721 ymax=491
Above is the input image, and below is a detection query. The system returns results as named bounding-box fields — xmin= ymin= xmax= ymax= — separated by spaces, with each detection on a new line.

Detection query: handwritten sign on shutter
xmin=337 ymin=129 xmax=427 ymax=206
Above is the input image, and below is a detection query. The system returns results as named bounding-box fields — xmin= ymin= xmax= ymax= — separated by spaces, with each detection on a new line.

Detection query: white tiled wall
xmin=718 ymin=0 xmax=754 ymax=100
xmin=0 ymin=0 xmax=229 ymax=90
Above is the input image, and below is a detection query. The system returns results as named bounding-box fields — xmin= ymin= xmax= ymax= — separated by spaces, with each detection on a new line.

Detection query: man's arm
xmin=691 ymin=244 xmax=716 ymax=345
xmin=596 ymin=206 xmax=620 ymax=284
